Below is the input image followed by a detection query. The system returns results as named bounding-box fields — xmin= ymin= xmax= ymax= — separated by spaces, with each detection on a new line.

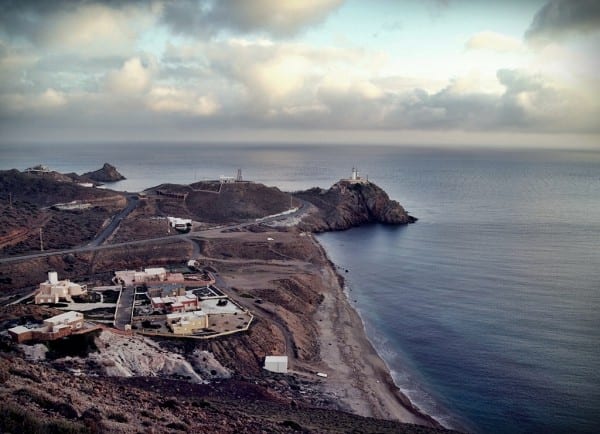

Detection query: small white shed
xmin=264 ymin=356 xmax=288 ymax=373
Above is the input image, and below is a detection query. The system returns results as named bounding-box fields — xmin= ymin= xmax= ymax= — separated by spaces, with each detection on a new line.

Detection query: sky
xmin=0 ymin=0 xmax=599 ymax=147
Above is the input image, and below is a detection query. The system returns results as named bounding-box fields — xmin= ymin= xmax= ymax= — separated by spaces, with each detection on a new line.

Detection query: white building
xmin=167 ymin=216 xmax=192 ymax=231
xmin=43 ymin=311 xmax=84 ymax=329
xmin=219 ymin=175 xmax=235 ymax=184
xmin=114 ymin=267 xmax=168 ymax=285
xmin=264 ymin=356 xmax=288 ymax=373
xmin=166 ymin=311 xmax=208 ymax=335
xmin=8 ymin=311 xmax=84 ymax=343
xmin=34 ymin=272 xmax=87 ymax=304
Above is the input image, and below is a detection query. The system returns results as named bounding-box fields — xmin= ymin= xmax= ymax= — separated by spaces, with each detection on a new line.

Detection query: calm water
xmin=2 ymin=143 xmax=599 ymax=433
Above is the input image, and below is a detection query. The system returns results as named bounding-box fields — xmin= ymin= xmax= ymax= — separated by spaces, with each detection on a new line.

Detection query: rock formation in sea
xmin=296 ymin=180 xmax=417 ymax=232
xmin=83 ymin=163 xmax=126 ymax=182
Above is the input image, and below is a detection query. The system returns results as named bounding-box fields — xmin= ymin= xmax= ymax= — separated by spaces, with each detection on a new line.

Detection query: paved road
xmin=114 ymin=286 xmax=134 ymax=330
xmin=0 ymin=197 xmax=310 ymax=265
xmin=88 ymin=194 xmax=139 ymax=247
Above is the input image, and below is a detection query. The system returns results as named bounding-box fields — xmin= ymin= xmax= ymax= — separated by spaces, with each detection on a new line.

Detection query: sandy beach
xmin=312 ymin=240 xmax=438 ymax=427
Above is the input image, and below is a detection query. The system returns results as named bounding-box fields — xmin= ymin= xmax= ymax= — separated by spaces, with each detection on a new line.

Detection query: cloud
xmin=0 ymin=88 xmax=67 ymax=114
xmin=0 ymin=2 xmax=153 ymax=57
xmin=466 ymin=31 xmax=523 ymax=52
xmin=525 ymin=0 xmax=600 ymax=43
xmin=0 ymin=1 xmax=597 ymax=141
xmin=162 ymin=0 xmax=344 ymax=37
xmin=375 ymin=69 xmax=598 ymax=133
xmin=104 ymin=57 xmax=153 ymax=95
xmin=146 ymin=86 xmax=219 ymax=116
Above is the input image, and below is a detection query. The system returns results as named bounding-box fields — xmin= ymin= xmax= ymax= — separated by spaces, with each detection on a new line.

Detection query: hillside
xmin=0 ymin=169 xmax=123 ymax=207
xmin=146 ymin=181 xmax=292 ymax=223
xmin=0 ymin=169 xmax=126 ymax=257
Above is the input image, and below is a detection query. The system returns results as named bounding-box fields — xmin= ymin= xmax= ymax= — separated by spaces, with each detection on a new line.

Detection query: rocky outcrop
xmin=296 ymin=180 xmax=416 ymax=232
xmin=83 ymin=163 xmax=125 ymax=182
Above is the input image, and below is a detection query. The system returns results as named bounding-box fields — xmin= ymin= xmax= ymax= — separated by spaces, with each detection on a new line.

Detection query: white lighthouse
xmin=347 ymin=167 xmax=368 ymax=184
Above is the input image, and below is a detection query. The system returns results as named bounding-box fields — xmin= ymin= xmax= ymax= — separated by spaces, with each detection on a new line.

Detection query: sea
xmin=2 ymin=142 xmax=599 ymax=433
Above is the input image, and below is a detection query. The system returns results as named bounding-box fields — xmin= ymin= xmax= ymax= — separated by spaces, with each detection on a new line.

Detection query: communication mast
xmin=236 ymin=168 xmax=243 ymax=182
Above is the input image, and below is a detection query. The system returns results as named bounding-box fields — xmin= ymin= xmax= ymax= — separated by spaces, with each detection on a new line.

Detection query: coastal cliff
xmin=296 ymin=180 xmax=417 ymax=232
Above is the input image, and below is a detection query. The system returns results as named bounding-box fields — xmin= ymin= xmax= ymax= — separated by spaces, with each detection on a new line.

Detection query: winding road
xmin=0 ymin=198 xmax=311 ymax=265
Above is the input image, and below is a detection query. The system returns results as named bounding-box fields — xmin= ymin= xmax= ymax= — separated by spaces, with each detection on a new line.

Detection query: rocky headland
xmin=296 ymin=179 xmax=417 ymax=232
xmin=83 ymin=163 xmax=126 ymax=183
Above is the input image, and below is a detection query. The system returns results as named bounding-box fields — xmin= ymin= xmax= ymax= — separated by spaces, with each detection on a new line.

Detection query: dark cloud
xmin=496 ymin=69 xmax=544 ymax=94
xmin=0 ymin=0 xmax=151 ymax=49
xmin=161 ymin=0 xmax=343 ymax=38
xmin=525 ymin=0 xmax=600 ymax=42
xmin=376 ymin=69 xmax=590 ymax=133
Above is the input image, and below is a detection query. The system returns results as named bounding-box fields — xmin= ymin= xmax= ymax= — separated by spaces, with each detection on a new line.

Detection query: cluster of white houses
xmin=18 ymin=267 xmax=290 ymax=375
xmin=27 ymin=267 xmax=251 ymax=339
xmin=31 ymin=268 xmax=215 ymax=305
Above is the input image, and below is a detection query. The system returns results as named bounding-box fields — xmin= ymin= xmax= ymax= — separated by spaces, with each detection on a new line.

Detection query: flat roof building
xmin=264 ymin=356 xmax=288 ymax=373
xmin=8 ymin=311 xmax=84 ymax=343
xmin=166 ymin=311 xmax=208 ymax=335
xmin=151 ymin=293 xmax=199 ymax=313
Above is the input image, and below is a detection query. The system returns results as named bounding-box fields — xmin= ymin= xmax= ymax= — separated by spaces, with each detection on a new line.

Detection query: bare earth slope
xmin=0 ymin=169 xmax=123 ymax=207
xmin=0 ymin=352 xmax=455 ymax=434
xmin=0 ymin=169 xmax=126 ymax=257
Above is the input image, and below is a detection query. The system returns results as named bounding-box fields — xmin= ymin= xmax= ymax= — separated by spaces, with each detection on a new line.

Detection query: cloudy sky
xmin=0 ymin=0 xmax=598 ymax=146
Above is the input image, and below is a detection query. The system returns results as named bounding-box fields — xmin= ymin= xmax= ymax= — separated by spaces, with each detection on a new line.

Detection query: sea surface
xmin=2 ymin=142 xmax=599 ymax=433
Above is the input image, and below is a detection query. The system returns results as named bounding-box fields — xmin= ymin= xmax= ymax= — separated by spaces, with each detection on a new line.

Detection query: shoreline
xmin=311 ymin=234 xmax=442 ymax=428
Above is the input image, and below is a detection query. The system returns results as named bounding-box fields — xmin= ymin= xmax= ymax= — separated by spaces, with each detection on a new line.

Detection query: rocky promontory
xmin=296 ymin=180 xmax=416 ymax=232
xmin=83 ymin=163 xmax=125 ymax=182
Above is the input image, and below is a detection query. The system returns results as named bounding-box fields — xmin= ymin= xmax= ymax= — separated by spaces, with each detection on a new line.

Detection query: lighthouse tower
xmin=347 ymin=167 xmax=368 ymax=184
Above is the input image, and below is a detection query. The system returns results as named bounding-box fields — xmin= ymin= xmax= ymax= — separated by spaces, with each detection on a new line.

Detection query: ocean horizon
xmin=2 ymin=142 xmax=599 ymax=433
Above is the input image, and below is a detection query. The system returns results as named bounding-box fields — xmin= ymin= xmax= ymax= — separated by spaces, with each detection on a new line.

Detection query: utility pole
xmin=39 ymin=227 xmax=44 ymax=251
xmin=8 ymin=192 xmax=12 ymax=208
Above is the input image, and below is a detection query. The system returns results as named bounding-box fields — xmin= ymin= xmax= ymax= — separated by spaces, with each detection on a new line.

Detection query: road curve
xmin=0 ymin=196 xmax=310 ymax=265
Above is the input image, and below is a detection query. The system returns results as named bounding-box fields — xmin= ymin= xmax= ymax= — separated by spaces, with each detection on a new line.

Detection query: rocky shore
xmin=296 ymin=180 xmax=417 ymax=232
xmin=83 ymin=163 xmax=126 ymax=183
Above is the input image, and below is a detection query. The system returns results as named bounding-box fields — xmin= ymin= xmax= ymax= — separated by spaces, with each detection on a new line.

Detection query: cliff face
xmin=296 ymin=180 xmax=416 ymax=232
xmin=83 ymin=163 xmax=125 ymax=182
